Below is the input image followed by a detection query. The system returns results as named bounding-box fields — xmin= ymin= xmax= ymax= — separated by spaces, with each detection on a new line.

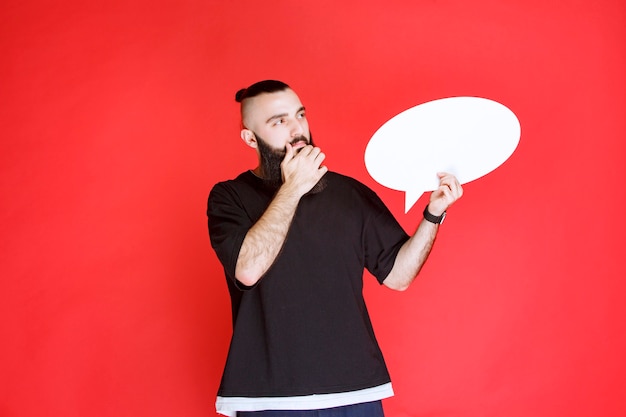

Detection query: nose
xmin=290 ymin=118 xmax=305 ymax=137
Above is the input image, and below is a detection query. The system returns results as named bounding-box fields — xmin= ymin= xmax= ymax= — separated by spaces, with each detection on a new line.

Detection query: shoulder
xmin=208 ymin=171 xmax=276 ymax=222
xmin=211 ymin=171 xmax=255 ymax=191
xmin=208 ymin=171 xmax=257 ymax=210
xmin=209 ymin=171 xmax=261 ymax=199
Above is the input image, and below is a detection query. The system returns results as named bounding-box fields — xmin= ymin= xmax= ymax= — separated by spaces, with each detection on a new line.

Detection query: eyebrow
xmin=265 ymin=106 xmax=306 ymax=124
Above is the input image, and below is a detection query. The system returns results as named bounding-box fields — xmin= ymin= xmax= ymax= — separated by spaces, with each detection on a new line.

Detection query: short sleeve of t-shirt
xmin=207 ymin=182 xmax=254 ymax=283
xmin=357 ymin=184 xmax=409 ymax=284
xmin=207 ymin=172 xmax=277 ymax=289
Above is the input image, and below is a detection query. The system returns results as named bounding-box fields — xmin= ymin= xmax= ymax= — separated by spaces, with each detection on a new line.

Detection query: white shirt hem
xmin=216 ymin=382 xmax=394 ymax=416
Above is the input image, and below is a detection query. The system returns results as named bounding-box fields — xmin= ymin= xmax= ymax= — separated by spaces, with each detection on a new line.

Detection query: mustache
xmin=289 ymin=135 xmax=310 ymax=147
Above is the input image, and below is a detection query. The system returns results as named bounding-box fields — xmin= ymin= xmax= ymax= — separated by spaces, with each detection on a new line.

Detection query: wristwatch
xmin=423 ymin=205 xmax=446 ymax=224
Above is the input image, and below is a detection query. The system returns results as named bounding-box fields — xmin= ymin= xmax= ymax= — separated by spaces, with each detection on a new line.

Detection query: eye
xmin=273 ymin=118 xmax=286 ymax=126
xmin=297 ymin=112 xmax=306 ymax=119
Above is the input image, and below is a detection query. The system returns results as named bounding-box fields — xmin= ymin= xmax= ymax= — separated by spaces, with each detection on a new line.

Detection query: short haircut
xmin=235 ymin=80 xmax=291 ymax=103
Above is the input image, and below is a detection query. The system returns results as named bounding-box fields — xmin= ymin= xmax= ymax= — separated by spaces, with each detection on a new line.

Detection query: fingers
xmin=437 ymin=172 xmax=463 ymax=198
xmin=293 ymin=145 xmax=326 ymax=168
xmin=283 ymin=143 xmax=295 ymax=162
xmin=306 ymin=146 xmax=327 ymax=178
xmin=311 ymin=147 xmax=326 ymax=167
xmin=428 ymin=172 xmax=463 ymax=215
xmin=280 ymin=145 xmax=327 ymax=196
xmin=283 ymin=144 xmax=326 ymax=172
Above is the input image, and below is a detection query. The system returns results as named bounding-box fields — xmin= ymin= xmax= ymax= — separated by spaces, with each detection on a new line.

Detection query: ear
xmin=240 ymin=129 xmax=258 ymax=149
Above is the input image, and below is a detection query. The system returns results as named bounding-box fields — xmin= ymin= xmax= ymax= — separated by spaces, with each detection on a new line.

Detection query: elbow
xmin=387 ymin=281 xmax=410 ymax=292
xmin=234 ymin=266 xmax=263 ymax=287
xmin=382 ymin=272 xmax=412 ymax=292
xmin=235 ymin=273 xmax=261 ymax=288
xmin=236 ymin=277 xmax=258 ymax=287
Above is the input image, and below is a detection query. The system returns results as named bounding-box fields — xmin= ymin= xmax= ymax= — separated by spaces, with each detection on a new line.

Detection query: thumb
xmin=283 ymin=143 xmax=294 ymax=162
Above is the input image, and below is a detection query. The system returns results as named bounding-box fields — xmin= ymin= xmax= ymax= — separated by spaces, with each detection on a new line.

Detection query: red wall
xmin=1 ymin=1 xmax=625 ymax=416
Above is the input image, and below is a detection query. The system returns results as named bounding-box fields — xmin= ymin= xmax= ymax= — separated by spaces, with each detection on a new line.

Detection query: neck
xmin=251 ymin=166 xmax=264 ymax=178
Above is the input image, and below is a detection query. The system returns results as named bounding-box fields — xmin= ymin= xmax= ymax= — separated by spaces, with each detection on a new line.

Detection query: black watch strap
xmin=423 ymin=205 xmax=446 ymax=224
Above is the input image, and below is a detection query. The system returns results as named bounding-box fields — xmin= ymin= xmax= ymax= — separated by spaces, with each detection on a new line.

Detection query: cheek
xmin=302 ymin=120 xmax=310 ymax=135
xmin=264 ymin=130 xmax=290 ymax=148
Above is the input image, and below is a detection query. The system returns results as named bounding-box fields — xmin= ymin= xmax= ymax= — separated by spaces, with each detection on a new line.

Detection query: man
xmin=207 ymin=80 xmax=463 ymax=416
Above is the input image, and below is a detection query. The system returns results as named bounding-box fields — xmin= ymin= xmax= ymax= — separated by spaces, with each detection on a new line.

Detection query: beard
xmin=255 ymin=132 xmax=326 ymax=194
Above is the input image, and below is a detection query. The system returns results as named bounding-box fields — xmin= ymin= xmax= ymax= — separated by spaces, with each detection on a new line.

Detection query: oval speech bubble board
xmin=365 ymin=96 xmax=521 ymax=213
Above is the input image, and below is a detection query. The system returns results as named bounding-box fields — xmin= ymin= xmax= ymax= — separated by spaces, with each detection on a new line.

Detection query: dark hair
xmin=235 ymin=80 xmax=290 ymax=102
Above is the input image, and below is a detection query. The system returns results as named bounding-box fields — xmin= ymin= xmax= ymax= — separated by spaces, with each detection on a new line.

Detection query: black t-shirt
xmin=207 ymin=171 xmax=409 ymax=398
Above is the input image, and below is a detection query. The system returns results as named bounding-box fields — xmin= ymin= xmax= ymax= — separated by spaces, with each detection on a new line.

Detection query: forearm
xmin=383 ymin=219 xmax=439 ymax=291
xmin=235 ymin=185 xmax=302 ymax=286
xmin=235 ymin=144 xmax=327 ymax=286
xmin=383 ymin=172 xmax=463 ymax=291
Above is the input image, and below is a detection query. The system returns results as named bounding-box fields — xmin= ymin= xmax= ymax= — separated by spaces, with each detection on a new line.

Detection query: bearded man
xmin=207 ymin=80 xmax=463 ymax=417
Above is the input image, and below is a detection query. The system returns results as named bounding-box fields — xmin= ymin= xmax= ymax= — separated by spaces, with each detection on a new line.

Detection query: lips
xmin=291 ymin=138 xmax=309 ymax=150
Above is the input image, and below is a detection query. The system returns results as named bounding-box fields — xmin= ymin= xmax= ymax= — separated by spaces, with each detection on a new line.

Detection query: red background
xmin=2 ymin=1 xmax=625 ymax=416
